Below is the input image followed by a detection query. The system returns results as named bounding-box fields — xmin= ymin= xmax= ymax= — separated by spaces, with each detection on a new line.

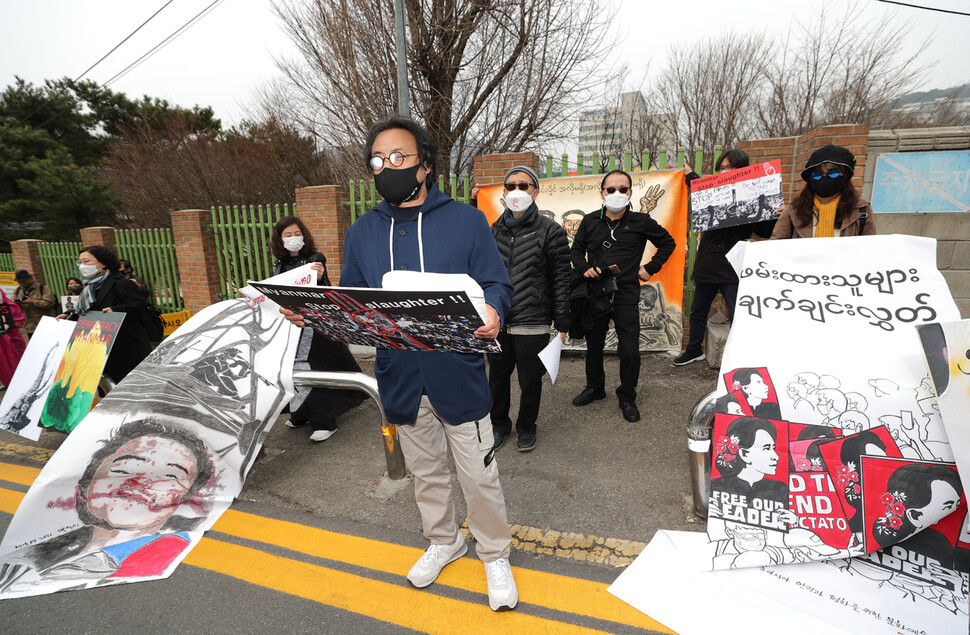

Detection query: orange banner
xmin=479 ymin=170 xmax=688 ymax=351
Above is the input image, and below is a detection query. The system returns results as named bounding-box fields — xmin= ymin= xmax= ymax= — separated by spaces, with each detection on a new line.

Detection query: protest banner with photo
xmin=860 ymin=456 xmax=967 ymax=574
xmin=478 ymin=169 xmax=688 ymax=352
xmin=0 ymin=316 xmax=77 ymax=441
xmin=249 ymin=282 xmax=498 ymax=354
xmin=703 ymin=235 xmax=962 ymax=570
xmin=0 ymin=299 xmax=298 ymax=599
xmin=60 ymin=295 xmax=79 ymax=315
xmin=39 ymin=312 xmax=126 ymax=434
xmin=608 ymin=236 xmax=969 ymax=633
xmin=688 ymin=160 xmax=783 ymax=232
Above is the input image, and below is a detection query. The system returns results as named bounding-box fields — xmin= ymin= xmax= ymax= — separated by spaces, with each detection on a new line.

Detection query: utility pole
xmin=393 ymin=0 xmax=410 ymax=118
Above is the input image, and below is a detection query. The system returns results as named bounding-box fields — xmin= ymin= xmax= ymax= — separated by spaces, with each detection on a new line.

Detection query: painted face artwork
xmin=743 ymin=373 xmax=770 ymax=401
xmin=84 ymin=436 xmax=199 ymax=531
xmin=908 ymin=480 xmax=962 ymax=531
xmin=562 ymin=217 xmax=582 ymax=239
xmin=741 ymin=429 xmax=779 ymax=476
xmin=726 ymin=401 xmax=744 ymax=416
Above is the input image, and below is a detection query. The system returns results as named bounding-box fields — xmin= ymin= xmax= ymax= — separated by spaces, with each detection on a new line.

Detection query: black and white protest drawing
xmin=0 ymin=299 xmax=298 ymax=599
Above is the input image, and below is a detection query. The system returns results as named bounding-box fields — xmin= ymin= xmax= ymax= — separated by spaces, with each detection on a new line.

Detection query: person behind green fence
xmin=270 ymin=215 xmax=366 ymax=443
xmin=59 ymin=246 xmax=152 ymax=383
xmin=119 ymin=259 xmax=152 ymax=301
xmin=13 ymin=270 xmax=57 ymax=339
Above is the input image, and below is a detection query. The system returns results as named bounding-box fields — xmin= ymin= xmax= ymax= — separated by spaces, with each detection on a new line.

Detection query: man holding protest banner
xmin=570 ymin=170 xmax=676 ymax=422
xmin=489 ymin=165 xmax=571 ymax=453
xmin=281 ymin=116 xmax=518 ymax=611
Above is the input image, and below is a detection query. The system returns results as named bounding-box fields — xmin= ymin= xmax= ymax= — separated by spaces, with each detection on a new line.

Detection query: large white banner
xmin=610 ymin=235 xmax=969 ymax=632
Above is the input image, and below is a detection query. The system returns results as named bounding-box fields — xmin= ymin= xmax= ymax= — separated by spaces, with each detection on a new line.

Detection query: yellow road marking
xmin=0 ymin=462 xmax=41 ymax=487
xmin=186 ymin=538 xmax=614 ymax=635
xmin=212 ymin=509 xmax=666 ymax=632
xmin=0 ymin=441 xmax=54 ymax=465
xmin=0 ymin=462 xmax=672 ymax=633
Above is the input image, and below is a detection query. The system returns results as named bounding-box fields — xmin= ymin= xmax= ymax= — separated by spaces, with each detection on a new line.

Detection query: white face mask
xmin=603 ymin=192 xmax=631 ymax=212
xmin=283 ymin=236 xmax=305 ymax=253
xmin=504 ymin=189 xmax=534 ymax=213
xmin=78 ymin=264 xmax=100 ymax=280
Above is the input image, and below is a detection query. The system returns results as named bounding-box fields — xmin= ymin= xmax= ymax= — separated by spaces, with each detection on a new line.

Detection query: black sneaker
xmin=517 ymin=433 xmax=536 ymax=452
xmin=493 ymin=429 xmax=509 ymax=451
xmin=572 ymin=386 xmax=607 ymax=406
xmin=672 ymin=349 xmax=706 ymax=367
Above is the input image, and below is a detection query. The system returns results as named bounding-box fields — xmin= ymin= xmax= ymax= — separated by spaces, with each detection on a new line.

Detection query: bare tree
xmin=757 ymin=3 xmax=928 ymax=137
xmin=272 ymin=0 xmax=616 ymax=178
xmin=105 ymin=116 xmax=334 ymax=227
xmin=649 ymin=32 xmax=770 ymax=170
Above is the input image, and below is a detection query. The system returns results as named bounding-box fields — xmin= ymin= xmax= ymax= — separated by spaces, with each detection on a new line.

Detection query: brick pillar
xmin=172 ymin=209 xmax=222 ymax=312
xmin=296 ymin=185 xmax=349 ymax=285
xmin=473 ymin=152 xmax=541 ymax=187
xmin=12 ymin=239 xmax=46 ymax=284
xmin=80 ymin=226 xmax=117 ymax=250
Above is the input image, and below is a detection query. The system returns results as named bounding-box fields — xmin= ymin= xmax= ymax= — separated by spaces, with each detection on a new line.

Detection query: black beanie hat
xmin=801 ymin=145 xmax=856 ymax=182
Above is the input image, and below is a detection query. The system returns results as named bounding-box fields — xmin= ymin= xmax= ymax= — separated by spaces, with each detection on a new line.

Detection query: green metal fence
xmin=210 ymin=204 xmax=293 ymax=299
xmin=345 ymin=174 xmax=471 ymax=223
xmin=38 ymin=241 xmax=84 ymax=299
xmin=0 ymin=253 xmax=14 ymax=272
xmin=115 ymin=228 xmax=183 ymax=313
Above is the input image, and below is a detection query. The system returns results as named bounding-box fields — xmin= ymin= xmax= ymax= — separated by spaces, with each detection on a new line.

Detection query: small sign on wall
xmin=871 ymin=150 xmax=970 ymax=213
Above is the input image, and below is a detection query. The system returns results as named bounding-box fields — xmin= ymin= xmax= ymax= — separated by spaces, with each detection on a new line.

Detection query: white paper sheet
xmin=609 ymin=530 xmax=967 ymax=635
xmin=538 ymin=335 xmax=562 ymax=384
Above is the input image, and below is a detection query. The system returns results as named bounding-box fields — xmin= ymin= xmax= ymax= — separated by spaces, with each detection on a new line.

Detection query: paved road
xmin=0 ymin=351 xmax=718 ymax=632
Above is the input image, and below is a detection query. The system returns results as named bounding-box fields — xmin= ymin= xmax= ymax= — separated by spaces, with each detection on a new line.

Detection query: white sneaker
xmin=484 ymin=558 xmax=518 ymax=611
xmin=309 ymin=429 xmax=336 ymax=442
xmin=407 ymin=534 xmax=467 ymax=588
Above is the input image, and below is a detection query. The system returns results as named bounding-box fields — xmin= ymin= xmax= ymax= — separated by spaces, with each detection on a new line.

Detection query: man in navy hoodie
xmin=283 ymin=116 xmax=517 ymax=611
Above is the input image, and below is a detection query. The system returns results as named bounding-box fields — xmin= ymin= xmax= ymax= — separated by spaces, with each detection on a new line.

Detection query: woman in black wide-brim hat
xmin=771 ymin=144 xmax=876 ymax=240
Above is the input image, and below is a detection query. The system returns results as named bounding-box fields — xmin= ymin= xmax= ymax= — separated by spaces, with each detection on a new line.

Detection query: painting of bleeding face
xmin=84 ymin=436 xmax=200 ymax=531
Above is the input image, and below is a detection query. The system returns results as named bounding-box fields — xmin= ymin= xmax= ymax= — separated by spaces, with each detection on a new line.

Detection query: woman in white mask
xmin=270 ymin=216 xmax=365 ymax=442
xmin=60 ymin=245 xmax=152 ymax=382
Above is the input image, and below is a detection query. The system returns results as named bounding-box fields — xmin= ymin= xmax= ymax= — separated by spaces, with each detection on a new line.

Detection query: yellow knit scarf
xmin=814 ymin=195 xmax=840 ymax=238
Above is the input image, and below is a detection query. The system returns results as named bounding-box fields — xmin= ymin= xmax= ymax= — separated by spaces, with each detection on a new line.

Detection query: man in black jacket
xmin=489 ymin=166 xmax=571 ymax=452
xmin=570 ymin=169 xmax=676 ymax=422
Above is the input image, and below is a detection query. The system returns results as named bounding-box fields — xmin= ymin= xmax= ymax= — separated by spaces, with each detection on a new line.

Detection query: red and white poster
xmin=689 ymin=159 xmax=783 ymax=232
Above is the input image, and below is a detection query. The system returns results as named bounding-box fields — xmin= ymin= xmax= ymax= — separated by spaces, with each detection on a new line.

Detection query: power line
xmin=2 ymin=0 xmax=226 ymax=149
xmin=11 ymin=1 xmax=175 ymax=129
xmin=875 ymin=0 xmax=970 ymax=16
xmin=101 ymin=0 xmax=226 ymax=89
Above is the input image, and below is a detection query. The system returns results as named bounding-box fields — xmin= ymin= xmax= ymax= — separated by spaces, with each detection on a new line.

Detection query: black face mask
xmin=68 ymin=284 xmax=83 ymax=294
xmin=374 ymin=164 xmax=424 ymax=206
xmin=808 ymin=174 xmax=845 ymax=198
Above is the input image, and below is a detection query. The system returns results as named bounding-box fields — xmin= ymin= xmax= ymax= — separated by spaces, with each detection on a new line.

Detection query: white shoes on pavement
xmin=309 ymin=429 xmax=336 ymax=442
xmin=406 ymin=534 xmax=518 ymax=611
xmin=484 ymin=558 xmax=518 ymax=611
xmin=407 ymin=534 xmax=468 ymax=588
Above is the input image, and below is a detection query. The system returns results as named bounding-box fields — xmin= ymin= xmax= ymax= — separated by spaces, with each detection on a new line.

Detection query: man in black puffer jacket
xmin=488 ymin=166 xmax=572 ymax=453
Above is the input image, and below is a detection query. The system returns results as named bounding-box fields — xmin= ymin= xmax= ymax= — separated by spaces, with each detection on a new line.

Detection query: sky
xmin=0 ymin=0 xmax=967 ymax=129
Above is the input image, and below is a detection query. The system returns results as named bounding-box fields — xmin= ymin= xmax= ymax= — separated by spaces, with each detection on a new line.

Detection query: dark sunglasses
xmin=810 ymin=169 xmax=842 ymax=181
xmin=603 ymin=186 xmax=630 ymax=194
xmin=503 ymin=182 xmax=533 ymax=191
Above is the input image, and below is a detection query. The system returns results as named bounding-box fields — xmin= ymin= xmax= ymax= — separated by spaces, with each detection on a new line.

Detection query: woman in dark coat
xmin=272 ymin=216 xmax=366 ymax=442
xmin=63 ymin=245 xmax=151 ymax=383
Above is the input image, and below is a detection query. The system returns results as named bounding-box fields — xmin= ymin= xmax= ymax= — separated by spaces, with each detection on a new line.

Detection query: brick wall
xmin=12 ymin=239 xmax=45 ymax=284
xmin=79 ymin=226 xmax=116 ymax=249
xmin=296 ymin=185 xmax=349 ymax=285
xmin=473 ymin=152 xmax=540 ymax=187
xmin=171 ymin=209 xmax=222 ymax=312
